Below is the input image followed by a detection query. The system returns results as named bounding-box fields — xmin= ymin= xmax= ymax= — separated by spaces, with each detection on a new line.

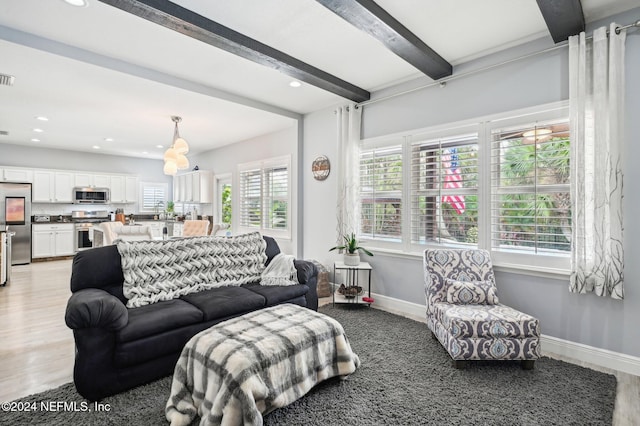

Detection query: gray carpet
xmin=2 ymin=305 xmax=616 ymax=425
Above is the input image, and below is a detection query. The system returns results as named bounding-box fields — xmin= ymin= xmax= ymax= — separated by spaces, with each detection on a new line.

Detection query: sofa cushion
xmin=432 ymin=302 xmax=540 ymax=339
xmin=243 ymin=283 xmax=309 ymax=306
xmin=115 ymin=321 xmax=211 ymax=368
xmin=445 ymin=279 xmax=499 ymax=305
xmin=180 ymin=286 xmax=266 ymax=321
xmin=117 ymin=299 xmax=204 ymax=343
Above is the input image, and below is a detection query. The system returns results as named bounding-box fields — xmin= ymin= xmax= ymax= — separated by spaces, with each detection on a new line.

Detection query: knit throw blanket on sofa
xmin=117 ymin=232 xmax=267 ymax=308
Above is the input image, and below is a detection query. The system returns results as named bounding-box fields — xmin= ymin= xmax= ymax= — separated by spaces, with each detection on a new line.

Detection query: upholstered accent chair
xmin=423 ymin=249 xmax=541 ymax=369
xmin=182 ymin=219 xmax=210 ymax=237
xmin=99 ymin=222 xmax=154 ymax=246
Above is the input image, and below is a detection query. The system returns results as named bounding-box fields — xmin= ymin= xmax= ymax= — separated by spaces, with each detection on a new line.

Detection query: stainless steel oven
xmin=75 ymin=222 xmax=95 ymax=251
xmin=72 ymin=210 xmax=109 ymax=252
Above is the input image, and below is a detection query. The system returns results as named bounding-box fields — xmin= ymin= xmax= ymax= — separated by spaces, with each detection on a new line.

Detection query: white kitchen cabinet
xmin=74 ymin=173 xmax=92 ymax=188
xmin=32 ymin=223 xmax=74 ymax=258
xmin=33 ymin=170 xmax=73 ymax=203
xmin=110 ymin=175 xmax=125 ymax=203
xmin=33 ymin=168 xmax=78 ymax=203
xmin=110 ymin=175 xmax=137 ymax=203
xmin=74 ymin=173 xmax=112 ymax=189
xmin=1 ymin=167 xmax=33 ymax=183
xmin=32 ymin=171 xmax=53 ymax=202
xmin=54 ymin=172 xmax=73 ymax=202
xmin=173 ymin=171 xmax=213 ymax=203
xmin=125 ymin=176 xmax=137 ymax=203
xmin=94 ymin=174 xmax=111 ymax=188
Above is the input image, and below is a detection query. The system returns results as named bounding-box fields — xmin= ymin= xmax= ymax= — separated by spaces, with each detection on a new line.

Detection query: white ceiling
xmin=0 ymin=0 xmax=638 ymax=160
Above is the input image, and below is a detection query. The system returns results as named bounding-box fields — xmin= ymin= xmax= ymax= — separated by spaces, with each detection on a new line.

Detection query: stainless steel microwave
xmin=73 ymin=187 xmax=110 ymax=204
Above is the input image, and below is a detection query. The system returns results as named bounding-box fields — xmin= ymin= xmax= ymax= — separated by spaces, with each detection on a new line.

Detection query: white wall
xmin=0 ymin=143 xmax=171 ymax=215
xmin=192 ymin=123 xmax=299 ymax=254
xmin=303 ymin=8 xmax=640 ymax=358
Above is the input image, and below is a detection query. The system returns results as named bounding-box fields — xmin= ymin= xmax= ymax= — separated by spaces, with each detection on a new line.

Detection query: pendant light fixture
xmin=163 ymin=116 xmax=190 ymax=175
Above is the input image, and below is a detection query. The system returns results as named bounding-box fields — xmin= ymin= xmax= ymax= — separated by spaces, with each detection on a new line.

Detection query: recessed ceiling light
xmin=33 ymin=128 xmax=44 ymax=133
xmin=35 ymin=116 xmax=49 ymax=121
xmin=142 ymin=151 xmax=149 ymax=155
xmin=31 ymin=138 xmax=40 ymax=142
xmin=289 ymin=81 xmax=302 ymax=88
xmin=92 ymin=145 xmax=100 ymax=150
xmin=104 ymin=137 xmax=114 ymax=142
xmin=63 ymin=0 xmax=88 ymax=7
xmin=156 ymin=145 xmax=164 ymax=149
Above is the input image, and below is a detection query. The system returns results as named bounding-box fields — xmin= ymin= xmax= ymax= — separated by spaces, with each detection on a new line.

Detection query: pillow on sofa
xmin=117 ymin=232 xmax=267 ymax=308
xmin=444 ymin=279 xmax=499 ymax=305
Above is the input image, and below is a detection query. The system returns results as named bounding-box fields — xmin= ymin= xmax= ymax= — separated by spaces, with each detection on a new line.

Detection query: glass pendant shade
xmin=176 ymin=154 xmax=189 ymax=170
xmin=164 ymin=147 xmax=178 ymax=162
xmin=173 ymin=138 xmax=189 ymax=154
xmin=163 ymin=159 xmax=178 ymax=176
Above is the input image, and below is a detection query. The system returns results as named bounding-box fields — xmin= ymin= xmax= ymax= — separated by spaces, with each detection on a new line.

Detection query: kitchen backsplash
xmin=31 ymin=201 xmax=213 ymax=217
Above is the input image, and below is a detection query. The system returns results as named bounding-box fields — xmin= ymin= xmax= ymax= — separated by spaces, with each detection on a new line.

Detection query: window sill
xmin=369 ymin=247 xmax=570 ymax=281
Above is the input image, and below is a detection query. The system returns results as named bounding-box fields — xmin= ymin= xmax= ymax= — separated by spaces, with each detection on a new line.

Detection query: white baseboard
xmin=368 ymin=292 xmax=640 ymax=376
xmin=540 ymin=335 xmax=640 ymax=376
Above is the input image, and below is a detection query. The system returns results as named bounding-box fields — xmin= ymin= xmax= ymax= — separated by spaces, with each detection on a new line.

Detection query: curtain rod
xmin=614 ymin=19 xmax=640 ymax=34
xmin=359 ymin=19 xmax=639 ymax=108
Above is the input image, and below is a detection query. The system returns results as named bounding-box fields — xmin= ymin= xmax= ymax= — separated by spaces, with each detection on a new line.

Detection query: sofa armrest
xmin=294 ymin=259 xmax=317 ymax=284
xmin=65 ymin=288 xmax=128 ymax=331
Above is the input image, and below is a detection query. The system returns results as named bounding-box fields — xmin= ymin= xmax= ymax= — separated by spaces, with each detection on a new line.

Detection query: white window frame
xmin=486 ymin=109 xmax=571 ymax=272
xmin=138 ymin=182 xmax=168 ymax=213
xmin=358 ymin=102 xmax=570 ymax=273
xmin=237 ymin=155 xmax=291 ymax=239
xmin=215 ymin=173 xmax=232 ymax=227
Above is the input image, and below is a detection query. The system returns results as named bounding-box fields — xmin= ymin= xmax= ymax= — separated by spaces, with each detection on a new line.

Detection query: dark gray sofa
xmin=65 ymin=236 xmax=318 ymax=401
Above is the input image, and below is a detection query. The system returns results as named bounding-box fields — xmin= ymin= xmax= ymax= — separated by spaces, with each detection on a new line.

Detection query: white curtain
xmin=569 ymin=23 xmax=625 ymax=299
xmin=335 ymin=104 xmax=362 ymax=244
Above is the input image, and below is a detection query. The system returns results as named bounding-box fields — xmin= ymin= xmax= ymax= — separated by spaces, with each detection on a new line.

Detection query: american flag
xmin=441 ymin=147 xmax=465 ymax=214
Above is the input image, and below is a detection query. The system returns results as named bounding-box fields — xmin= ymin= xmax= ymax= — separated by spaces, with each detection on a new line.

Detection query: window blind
xmin=141 ymin=183 xmax=166 ymax=212
xmin=490 ymin=120 xmax=571 ymax=254
xmin=263 ymin=166 xmax=288 ymax=230
xmin=238 ymin=158 xmax=290 ymax=234
xmin=359 ymin=145 xmax=403 ymax=240
xmin=410 ymin=134 xmax=479 ymax=246
xmin=239 ymin=168 xmax=262 ymax=228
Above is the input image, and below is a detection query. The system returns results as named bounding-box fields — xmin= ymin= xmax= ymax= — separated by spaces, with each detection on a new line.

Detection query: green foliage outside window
xmin=221 ymin=184 xmax=232 ymax=225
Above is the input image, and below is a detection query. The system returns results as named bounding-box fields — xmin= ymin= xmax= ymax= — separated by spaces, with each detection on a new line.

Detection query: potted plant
xmin=166 ymin=201 xmax=175 ymax=219
xmin=329 ymin=233 xmax=373 ymax=266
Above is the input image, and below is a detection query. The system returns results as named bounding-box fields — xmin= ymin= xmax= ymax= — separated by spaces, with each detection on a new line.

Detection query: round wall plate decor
xmin=312 ymin=155 xmax=330 ymax=181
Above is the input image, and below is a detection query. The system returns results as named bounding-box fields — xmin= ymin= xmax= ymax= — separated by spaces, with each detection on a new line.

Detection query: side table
xmin=333 ymin=261 xmax=372 ymax=306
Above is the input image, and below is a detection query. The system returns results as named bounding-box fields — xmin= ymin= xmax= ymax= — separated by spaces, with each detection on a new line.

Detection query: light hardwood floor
xmin=1 ymin=260 xmax=638 ymax=425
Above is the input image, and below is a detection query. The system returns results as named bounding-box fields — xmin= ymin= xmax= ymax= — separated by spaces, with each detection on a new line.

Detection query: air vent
xmin=0 ymin=131 xmax=8 ymax=136
xmin=0 ymin=74 xmax=15 ymax=86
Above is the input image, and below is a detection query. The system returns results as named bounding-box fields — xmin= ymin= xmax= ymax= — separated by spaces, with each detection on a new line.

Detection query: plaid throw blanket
xmin=166 ymin=304 xmax=360 ymax=426
xmin=117 ymin=232 xmax=267 ymax=308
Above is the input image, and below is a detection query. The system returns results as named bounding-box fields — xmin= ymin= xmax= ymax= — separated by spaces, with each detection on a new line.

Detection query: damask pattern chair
xmin=423 ymin=249 xmax=540 ymax=369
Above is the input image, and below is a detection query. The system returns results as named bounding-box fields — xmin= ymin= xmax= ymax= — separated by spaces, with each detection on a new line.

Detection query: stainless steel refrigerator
xmin=0 ymin=183 xmax=32 ymax=265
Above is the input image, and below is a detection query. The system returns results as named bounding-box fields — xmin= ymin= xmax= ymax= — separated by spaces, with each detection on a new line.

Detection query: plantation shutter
xmin=359 ymin=145 xmax=403 ymax=240
xmin=490 ymin=120 xmax=571 ymax=254
xmin=239 ymin=168 xmax=262 ymax=228
xmin=263 ymin=165 xmax=288 ymax=230
xmin=410 ymin=134 xmax=478 ymax=246
xmin=141 ymin=184 xmax=166 ymax=211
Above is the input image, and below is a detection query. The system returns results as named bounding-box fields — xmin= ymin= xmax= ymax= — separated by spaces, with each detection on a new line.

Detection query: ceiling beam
xmin=536 ymin=0 xmax=585 ymax=43
xmin=97 ymin=0 xmax=370 ymax=103
xmin=316 ymin=0 xmax=452 ymax=80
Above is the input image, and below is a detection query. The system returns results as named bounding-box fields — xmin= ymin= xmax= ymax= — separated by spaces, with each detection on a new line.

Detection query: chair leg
xmin=453 ymin=360 xmax=469 ymax=369
xmin=521 ymin=360 xmax=535 ymax=370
